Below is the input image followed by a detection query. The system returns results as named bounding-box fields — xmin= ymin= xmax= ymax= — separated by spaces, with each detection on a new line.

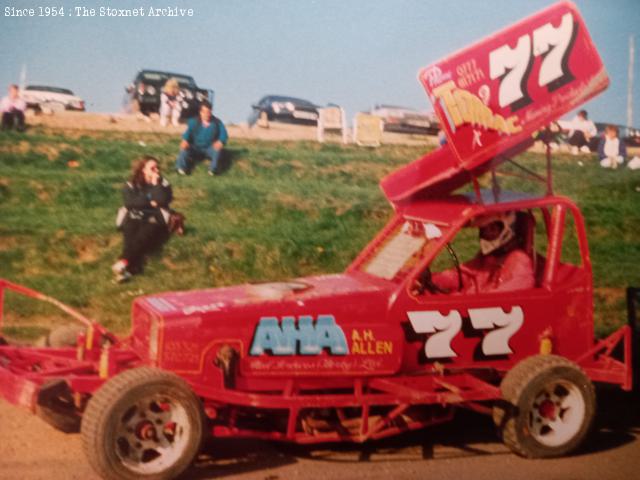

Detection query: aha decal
xmin=408 ymin=306 xmax=523 ymax=359
xmin=250 ymin=315 xmax=349 ymax=356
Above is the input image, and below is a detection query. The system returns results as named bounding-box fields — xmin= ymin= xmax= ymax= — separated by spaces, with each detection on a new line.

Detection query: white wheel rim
xmin=528 ymin=380 xmax=585 ymax=447
xmin=114 ymin=394 xmax=191 ymax=475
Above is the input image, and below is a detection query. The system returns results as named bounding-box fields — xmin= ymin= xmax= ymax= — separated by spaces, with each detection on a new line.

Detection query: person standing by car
xmin=1 ymin=84 xmax=26 ymax=131
xmin=175 ymin=101 xmax=228 ymax=176
xmin=159 ymin=78 xmax=183 ymax=127
xmin=112 ymin=156 xmax=173 ymax=283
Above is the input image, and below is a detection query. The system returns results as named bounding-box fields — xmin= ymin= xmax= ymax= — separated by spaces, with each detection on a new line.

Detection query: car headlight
xmin=146 ymin=85 xmax=156 ymax=96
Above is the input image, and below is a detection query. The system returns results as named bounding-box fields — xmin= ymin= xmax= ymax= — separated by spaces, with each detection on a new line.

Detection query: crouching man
xmin=175 ymin=101 xmax=228 ymax=176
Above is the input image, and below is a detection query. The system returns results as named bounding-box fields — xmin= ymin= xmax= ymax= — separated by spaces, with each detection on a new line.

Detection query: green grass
xmin=0 ymin=127 xmax=638 ymax=338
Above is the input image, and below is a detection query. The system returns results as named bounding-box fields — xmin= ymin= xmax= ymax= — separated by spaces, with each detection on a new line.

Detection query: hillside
xmin=0 ymin=125 xmax=638 ymax=338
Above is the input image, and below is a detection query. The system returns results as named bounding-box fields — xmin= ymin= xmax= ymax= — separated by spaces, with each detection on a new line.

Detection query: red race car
xmin=0 ymin=3 xmax=636 ymax=480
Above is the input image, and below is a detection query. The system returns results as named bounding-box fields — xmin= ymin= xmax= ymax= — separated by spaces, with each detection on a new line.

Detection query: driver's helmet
xmin=475 ymin=211 xmax=517 ymax=255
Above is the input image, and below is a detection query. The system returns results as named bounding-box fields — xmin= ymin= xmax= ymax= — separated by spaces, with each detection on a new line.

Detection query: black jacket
xmin=122 ymin=177 xmax=173 ymax=224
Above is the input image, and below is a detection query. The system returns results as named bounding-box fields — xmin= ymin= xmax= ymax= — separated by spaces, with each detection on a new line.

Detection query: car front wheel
xmin=493 ymin=354 xmax=596 ymax=458
xmin=81 ymin=367 xmax=204 ymax=480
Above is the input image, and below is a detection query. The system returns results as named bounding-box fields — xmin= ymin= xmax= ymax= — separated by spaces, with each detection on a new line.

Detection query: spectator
xmin=415 ymin=211 xmax=534 ymax=294
xmin=1 ymin=84 xmax=26 ymax=131
xmin=159 ymin=78 xmax=182 ymax=127
xmin=175 ymin=101 xmax=228 ymax=176
xmin=598 ymin=125 xmax=627 ymax=169
xmin=112 ymin=156 xmax=173 ymax=283
xmin=559 ymin=109 xmax=597 ymax=155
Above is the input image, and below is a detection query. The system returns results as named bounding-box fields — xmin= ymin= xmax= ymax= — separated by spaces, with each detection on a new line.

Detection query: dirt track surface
xmin=1 ymin=389 xmax=639 ymax=480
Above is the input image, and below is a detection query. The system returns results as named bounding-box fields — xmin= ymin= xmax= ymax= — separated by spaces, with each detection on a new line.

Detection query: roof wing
xmin=381 ymin=1 xmax=608 ymax=205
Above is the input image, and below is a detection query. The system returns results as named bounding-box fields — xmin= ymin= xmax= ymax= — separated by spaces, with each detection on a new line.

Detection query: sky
xmin=1 ymin=0 xmax=639 ymax=126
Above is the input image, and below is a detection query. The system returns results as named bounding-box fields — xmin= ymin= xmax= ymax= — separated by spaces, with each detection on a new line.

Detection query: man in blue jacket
xmin=175 ymin=100 xmax=228 ymax=175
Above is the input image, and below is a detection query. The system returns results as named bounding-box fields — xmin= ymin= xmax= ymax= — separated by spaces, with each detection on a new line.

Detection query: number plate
xmin=420 ymin=1 xmax=608 ymax=170
xmin=293 ymin=110 xmax=318 ymax=120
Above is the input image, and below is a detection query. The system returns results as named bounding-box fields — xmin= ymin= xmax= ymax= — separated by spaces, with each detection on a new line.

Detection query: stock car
xmin=0 ymin=4 xmax=637 ymax=480
xmin=22 ymin=85 xmax=85 ymax=112
xmin=248 ymin=95 xmax=320 ymax=127
xmin=126 ymin=69 xmax=214 ymax=119
xmin=370 ymin=104 xmax=440 ymax=135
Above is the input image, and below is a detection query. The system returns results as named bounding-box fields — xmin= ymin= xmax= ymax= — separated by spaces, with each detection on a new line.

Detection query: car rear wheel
xmin=81 ymin=367 xmax=204 ymax=480
xmin=493 ymin=354 xmax=595 ymax=458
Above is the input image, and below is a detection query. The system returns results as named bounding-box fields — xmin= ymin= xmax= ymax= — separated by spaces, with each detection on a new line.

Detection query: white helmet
xmin=477 ymin=211 xmax=517 ymax=255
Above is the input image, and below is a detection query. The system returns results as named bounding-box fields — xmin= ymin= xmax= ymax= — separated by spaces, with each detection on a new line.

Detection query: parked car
xmin=126 ymin=70 xmax=213 ymax=119
xmin=248 ymin=95 xmax=319 ymax=126
xmin=22 ymin=85 xmax=85 ymax=112
xmin=370 ymin=104 xmax=439 ymax=135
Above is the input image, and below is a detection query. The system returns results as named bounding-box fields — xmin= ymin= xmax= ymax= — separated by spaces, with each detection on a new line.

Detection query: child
xmin=598 ymin=125 xmax=627 ymax=169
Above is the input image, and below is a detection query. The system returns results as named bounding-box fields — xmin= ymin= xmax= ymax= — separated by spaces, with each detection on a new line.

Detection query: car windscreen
xmin=141 ymin=72 xmax=195 ymax=88
xmin=26 ymin=86 xmax=74 ymax=95
xmin=361 ymin=220 xmax=447 ymax=281
xmin=173 ymin=76 xmax=196 ymax=88
xmin=269 ymin=96 xmax=316 ymax=108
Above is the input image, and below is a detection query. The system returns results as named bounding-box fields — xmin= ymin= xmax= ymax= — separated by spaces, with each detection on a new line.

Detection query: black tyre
xmin=493 ymin=354 xmax=596 ymax=458
xmin=81 ymin=367 xmax=204 ymax=480
xmin=36 ymin=379 xmax=81 ymax=433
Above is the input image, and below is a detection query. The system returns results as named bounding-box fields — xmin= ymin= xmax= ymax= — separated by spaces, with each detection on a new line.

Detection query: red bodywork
xmin=0 ymin=1 xmax=634 ymax=445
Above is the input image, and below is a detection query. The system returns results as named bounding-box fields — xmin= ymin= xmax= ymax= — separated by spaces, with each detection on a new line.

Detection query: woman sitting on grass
xmin=112 ymin=156 xmax=173 ymax=283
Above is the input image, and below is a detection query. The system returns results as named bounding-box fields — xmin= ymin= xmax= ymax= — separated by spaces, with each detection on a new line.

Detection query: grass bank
xmin=0 ymin=128 xmax=638 ymax=338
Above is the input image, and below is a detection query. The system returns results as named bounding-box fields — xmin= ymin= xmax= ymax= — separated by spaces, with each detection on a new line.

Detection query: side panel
xmin=240 ymin=293 xmax=404 ymax=377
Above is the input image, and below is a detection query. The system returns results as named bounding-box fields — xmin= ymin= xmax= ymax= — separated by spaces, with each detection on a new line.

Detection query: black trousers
xmin=1 ymin=111 xmax=25 ymax=131
xmin=567 ymin=131 xmax=599 ymax=151
xmin=120 ymin=219 xmax=169 ymax=273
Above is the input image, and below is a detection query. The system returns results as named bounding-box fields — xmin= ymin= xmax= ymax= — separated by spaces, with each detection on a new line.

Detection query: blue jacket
xmin=182 ymin=115 xmax=228 ymax=150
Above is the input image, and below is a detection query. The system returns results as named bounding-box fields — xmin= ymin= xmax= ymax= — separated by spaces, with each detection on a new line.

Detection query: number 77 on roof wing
xmin=420 ymin=1 xmax=609 ymax=170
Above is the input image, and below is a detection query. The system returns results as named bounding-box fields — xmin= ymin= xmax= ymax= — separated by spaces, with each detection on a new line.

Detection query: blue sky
xmin=1 ymin=0 xmax=638 ymax=126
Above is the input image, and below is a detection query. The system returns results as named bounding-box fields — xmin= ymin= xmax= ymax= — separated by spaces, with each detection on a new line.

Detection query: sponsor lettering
xmin=432 ymin=81 xmax=522 ymax=135
xmin=250 ymin=315 xmax=349 ymax=356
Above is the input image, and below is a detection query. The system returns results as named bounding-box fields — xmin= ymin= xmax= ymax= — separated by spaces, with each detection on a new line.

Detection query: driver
xmin=416 ymin=211 xmax=535 ymax=294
